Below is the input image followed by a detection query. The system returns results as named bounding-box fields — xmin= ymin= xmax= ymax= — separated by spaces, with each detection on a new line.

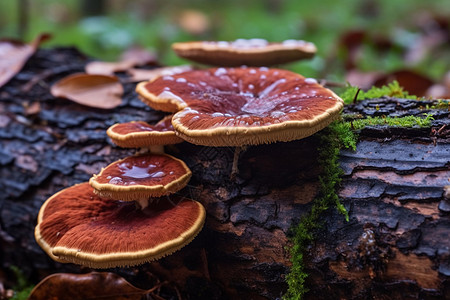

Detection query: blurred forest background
xmin=0 ymin=0 xmax=449 ymax=93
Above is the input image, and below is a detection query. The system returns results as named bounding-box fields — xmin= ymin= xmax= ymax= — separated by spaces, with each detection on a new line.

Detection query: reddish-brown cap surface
xmin=107 ymin=115 xmax=183 ymax=148
xmin=89 ymin=154 xmax=191 ymax=201
xmin=35 ymin=182 xmax=206 ymax=268
xmin=138 ymin=67 xmax=343 ymax=146
xmin=172 ymin=39 xmax=317 ymax=67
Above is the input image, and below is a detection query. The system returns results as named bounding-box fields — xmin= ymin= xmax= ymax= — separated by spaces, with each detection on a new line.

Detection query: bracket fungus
xmin=107 ymin=115 xmax=183 ymax=153
xmin=89 ymin=153 xmax=192 ymax=205
xmin=35 ymin=183 xmax=205 ymax=268
xmin=137 ymin=66 xmax=343 ymax=147
xmin=172 ymin=39 xmax=317 ymax=67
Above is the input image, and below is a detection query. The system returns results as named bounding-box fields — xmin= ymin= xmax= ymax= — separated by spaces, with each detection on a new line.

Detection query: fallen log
xmin=0 ymin=47 xmax=448 ymax=299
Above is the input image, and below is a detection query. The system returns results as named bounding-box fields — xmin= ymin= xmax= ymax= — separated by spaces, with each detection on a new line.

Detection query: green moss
xmin=350 ymin=114 xmax=434 ymax=130
xmin=9 ymin=266 xmax=34 ymax=300
xmin=341 ymin=81 xmax=417 ymax=104
xmin=429 ymin=99 xmax=449 ymax=110
xmin=284 ymin=121 xmax=356 ymax=300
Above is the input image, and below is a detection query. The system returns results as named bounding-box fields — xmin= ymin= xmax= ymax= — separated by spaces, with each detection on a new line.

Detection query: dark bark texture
xmin=0 ymin=48 xmax=449 ymax=299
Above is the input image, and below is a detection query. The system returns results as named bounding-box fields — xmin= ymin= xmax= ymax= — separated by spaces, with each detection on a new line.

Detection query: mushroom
xmin=89 ymin=153 xmax=192 ymax=208
xmin=107 ymin=115 xmax=183 ymax=153
xmin=35 ymin=182 xmax=205 ymax=268
xmin=171 ymin=39 xmax=317 ymax=67
xmin=136 ymin=66 xmax=343 ymax=176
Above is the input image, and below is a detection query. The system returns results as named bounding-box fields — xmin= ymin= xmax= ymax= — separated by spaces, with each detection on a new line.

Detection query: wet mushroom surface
xmin=90 ymin=154 xmax=192 ymax=201
xmin=35 ymin=182 xmax=206 ymax=268
xmin=138 ymin=66 xmax=344 ymax=146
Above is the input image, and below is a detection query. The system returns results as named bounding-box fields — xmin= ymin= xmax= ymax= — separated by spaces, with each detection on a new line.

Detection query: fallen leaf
xmin=120 ymin=46 xmax=158 ymax=66
xmin=127 ymin=65 xmax=193 ymax=82
xmin=85 ymin=60 xmax=136 ymax=75
xmin=345 ymin=69 xmax=382 ymax=91
xmin=86 ymin=46 xmax=158 ymax=75
xmin=23 ymin=101 xmax=41 ymax=116
xmin=28 ymin=272 xmax=147 ymax=300
xmin=51 ymin=73 xmax=123 ymax=109
xmin=0 ymin=33 xmax=51 ymax=88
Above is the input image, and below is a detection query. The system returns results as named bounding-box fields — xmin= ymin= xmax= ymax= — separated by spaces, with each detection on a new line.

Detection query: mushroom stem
xmin=136 ymin=145 xmax=165 ymax=155
xmin=135 ymin=198 xmax=150 ymax=210
xmin=231 ymin=146 xmax=247 ymax=180
xmin=149 ymin=144 xmax=165 ymax=154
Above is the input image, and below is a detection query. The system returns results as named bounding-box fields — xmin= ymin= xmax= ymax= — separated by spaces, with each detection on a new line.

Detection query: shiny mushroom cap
xmin=137 ymin=67 xmax=343 ymax=147
xmin=35 ymin=182 xmax=206 ymax=268
xmin=172 ymin=39 xmax=317 ymax=67
xmin=89 ymin=154 xmax=192 ymax=201
xmin=107 ymin=115 xmax=183 ymax=148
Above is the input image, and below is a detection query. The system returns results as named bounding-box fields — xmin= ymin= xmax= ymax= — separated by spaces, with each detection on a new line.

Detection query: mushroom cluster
xmin=35 ymin=117 xmax=206 ymax=268
xmin=35 ymin=38 xmax=343 ymax=270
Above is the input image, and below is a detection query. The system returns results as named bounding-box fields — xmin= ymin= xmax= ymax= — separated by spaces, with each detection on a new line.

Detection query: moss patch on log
xmin=284 ymin=121 xmax=356 ymax=300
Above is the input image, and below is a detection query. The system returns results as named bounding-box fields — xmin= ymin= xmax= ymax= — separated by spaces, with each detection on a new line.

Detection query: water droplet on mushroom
xmin=271 ymin=111 xmax=286 ymax=118
xmin=214 ymin=68 xmax=227 ymax=77
xmin=217 ymin=41 xmax=229 ymax=47
xmin=109 ymin=177 xmax=123 ymax=184
xmin=151 ymin=171 xmax=165 ymax=178
xmin=305 ymin=78 xmax=318 ymax=84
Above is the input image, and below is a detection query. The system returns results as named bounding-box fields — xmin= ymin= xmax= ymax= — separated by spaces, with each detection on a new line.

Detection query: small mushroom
xmin=172 ymin=39 xmax=317 ymax=67
xmin=107 ymin=115 xmax=183 ymax=153
xmin=35 ymin=182 xmax=205 ymax=268
xmin=89 ymin=153 xmax=192 ymax=207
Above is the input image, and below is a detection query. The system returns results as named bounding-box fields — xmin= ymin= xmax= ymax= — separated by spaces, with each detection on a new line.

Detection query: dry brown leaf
xmin=0 ymin=33 xmax=51 ymax=88
xmin=28 ymin=272 xmax=147 ymax=300
xmin=86 ymin=46 xmax=158 ymax=75
xmin=120 ymin=46 xmax=158 ymax=66
xmin=85 ymin=60 xmax=136 ymax=75
xmin=51 ymin=73 xmax=123 ymax=109
xmin=127 ymin=65 xmax=193 ymax=82
xmin=345 ymin=69 xmax=382 ymax=91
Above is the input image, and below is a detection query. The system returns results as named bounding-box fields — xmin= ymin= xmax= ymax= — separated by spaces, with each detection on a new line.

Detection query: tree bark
xmin=0 ymin=48 xmax=448 ymax=299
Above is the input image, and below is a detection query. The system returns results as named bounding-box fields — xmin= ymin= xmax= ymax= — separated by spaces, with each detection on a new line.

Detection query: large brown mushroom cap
xmin=107 ymin=115 xmax=183 ymax=148
xmin=35 ymin=182 xmax=206 ymax=268
xmin=89 ymin=154 xmax=192 ymax=201
xmin=172 ymin=39 xmax=317 ymax=66
xmin=139 ymin=67 xmax=343 ymax=147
